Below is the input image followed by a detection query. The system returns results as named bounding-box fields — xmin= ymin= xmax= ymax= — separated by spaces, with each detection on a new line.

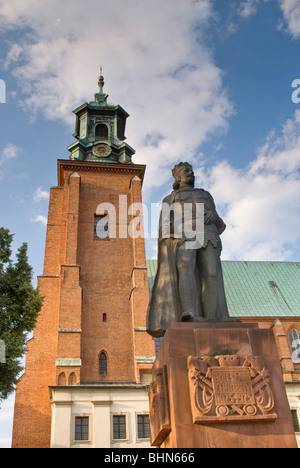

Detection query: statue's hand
xmin=204 ymin=211 xmax=217 ymax=225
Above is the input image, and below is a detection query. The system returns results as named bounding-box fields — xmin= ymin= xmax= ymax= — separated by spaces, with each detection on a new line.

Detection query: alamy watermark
xmin=0 ymin=79 xmax=6 ymax=104
xmin=0 ymin=340 xmax=6 ymax=364
xmin=95 ymin=195 xmax=205 ymax=250
xmin=291 ymin=79 xmax=300 ymax=104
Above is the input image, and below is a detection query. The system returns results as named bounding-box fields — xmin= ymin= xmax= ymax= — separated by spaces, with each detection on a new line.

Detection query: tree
xmin=0 ymin=227 xmax=43 ymax=403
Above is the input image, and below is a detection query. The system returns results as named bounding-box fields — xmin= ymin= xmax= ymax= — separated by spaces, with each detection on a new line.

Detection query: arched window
xmin=58 ymin=372 xmax=66 ymax=386
xmin=99 ymin=352 xmax=107 ymax=376
xmin=68 ymin=372 xmax=77 ymax=385
xmin=289 ymin=329 xmax=300 ymax=364
xmin=95 ymin=124 xmax=108 ymax=140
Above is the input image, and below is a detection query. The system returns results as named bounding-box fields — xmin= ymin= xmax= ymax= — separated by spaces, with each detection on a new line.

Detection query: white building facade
xmin=50 ymin=384 xmax=151 ymax=448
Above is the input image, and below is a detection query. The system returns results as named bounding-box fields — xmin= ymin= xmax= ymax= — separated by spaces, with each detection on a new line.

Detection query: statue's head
xmin=172 ymin=162 xmax=195 ymax=190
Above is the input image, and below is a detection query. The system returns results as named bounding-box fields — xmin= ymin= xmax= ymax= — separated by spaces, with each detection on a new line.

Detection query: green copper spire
xmin=68 ymin=69 xmax=135 ymax=164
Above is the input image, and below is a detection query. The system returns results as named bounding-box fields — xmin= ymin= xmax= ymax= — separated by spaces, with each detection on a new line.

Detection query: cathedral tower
xmin=12 ymin=73 xmax=155 ymax=448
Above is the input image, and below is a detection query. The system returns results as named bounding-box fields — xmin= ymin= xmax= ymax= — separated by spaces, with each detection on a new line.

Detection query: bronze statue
xmin=147 ymin=162 xmax=229 ymax=337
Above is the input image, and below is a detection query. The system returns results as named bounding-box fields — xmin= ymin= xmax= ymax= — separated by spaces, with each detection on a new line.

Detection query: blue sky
xmin=0 ymin=0 xmax=299 ymax=447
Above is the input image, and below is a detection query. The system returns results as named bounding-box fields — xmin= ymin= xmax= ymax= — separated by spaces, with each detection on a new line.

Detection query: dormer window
xmin=95 ymin=124 xmax=108 ymax=140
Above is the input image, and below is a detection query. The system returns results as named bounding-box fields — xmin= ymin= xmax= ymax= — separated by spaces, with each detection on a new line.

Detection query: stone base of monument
xmin=149 ymin=322 xmax=297 ymax=448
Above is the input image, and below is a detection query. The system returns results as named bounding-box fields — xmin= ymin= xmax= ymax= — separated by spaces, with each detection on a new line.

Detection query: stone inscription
xmin=212 ymin=368 xmax=255 ymax=406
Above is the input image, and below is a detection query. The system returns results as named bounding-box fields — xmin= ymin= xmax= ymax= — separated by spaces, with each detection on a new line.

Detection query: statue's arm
xmin=206 ymin=192 xmax=226 ymax=235
xmin=216 ymin=216 xmax=226 ymax=235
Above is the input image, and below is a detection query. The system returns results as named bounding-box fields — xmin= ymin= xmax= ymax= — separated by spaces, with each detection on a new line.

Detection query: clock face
xmin=93 ymin=144 xmax=111 ymax=158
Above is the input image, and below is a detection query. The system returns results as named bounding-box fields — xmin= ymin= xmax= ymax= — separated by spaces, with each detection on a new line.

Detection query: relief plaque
xmin=187 ymin=355 xmax=277 ymax=423
xmin=149 ymin=366 xmax=171 ymax=446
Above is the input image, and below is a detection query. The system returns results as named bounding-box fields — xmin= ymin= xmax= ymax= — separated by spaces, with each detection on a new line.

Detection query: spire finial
xmin=94 ymin=66 xmax=108 ymax=105
xmin=98 ymin=66 xmax=104 ymax=93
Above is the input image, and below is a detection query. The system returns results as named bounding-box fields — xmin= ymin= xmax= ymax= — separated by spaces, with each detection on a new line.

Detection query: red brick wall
xmin=12 ymin=161 xmax=155 ymax=448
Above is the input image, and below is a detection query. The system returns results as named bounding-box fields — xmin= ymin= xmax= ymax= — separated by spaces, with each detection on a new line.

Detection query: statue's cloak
xmin=146 ymin=237 xmax=205 ymax=338
xmin=147 ymin=238 xmax=181 ymax=338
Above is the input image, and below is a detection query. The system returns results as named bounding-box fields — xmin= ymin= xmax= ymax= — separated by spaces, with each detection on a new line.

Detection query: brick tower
xmin=12 ymin=73 xmax=155 ymax=448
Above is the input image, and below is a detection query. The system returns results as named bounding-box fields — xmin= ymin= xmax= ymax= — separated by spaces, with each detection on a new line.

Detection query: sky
xmin=0 ymin=0 xmax=299 ymax=448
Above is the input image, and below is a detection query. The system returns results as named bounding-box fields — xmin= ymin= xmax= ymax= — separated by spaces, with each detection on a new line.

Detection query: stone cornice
xmin=58 ymin=159 xmax=146 ymax=186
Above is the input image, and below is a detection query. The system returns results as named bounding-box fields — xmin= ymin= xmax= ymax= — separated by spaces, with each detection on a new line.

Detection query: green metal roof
xmin=146 ymin=259 xmax=158 ymax=295
xmin=146 ymin=260 xmax=300 ymax=318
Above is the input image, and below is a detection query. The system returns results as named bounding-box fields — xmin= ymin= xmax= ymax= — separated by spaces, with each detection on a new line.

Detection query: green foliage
xmin=0 ymin=228 xmax=43 ymax=402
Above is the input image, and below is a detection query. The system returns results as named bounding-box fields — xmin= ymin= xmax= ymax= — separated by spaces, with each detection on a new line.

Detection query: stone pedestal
xmin=149 ymin=322 xmax=297 ymax=448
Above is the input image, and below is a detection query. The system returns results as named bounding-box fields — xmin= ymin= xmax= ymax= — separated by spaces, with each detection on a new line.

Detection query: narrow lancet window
xmin=99 ymin=352 xmax=107 ymax=375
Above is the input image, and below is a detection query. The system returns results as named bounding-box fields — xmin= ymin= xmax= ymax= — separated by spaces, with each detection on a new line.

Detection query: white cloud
xmin=195 ymin=110 xmax=300 ymax=261
xmin=238 ymin=0 xmax=260 ymax=18
xmin=278 ymin=0 xmax=300 ymax=38
xmin=0 ymin=0 xmax=234 ymax=192
xmin=3 ymin=43 xmax=22 ymax=69
xmin=31 ymin=215 xmax=47 ymax=226
xmin=34 ymin=187 xmax=49 ymax=202
xmin=0 ymin=143 xmax=21 ymax=166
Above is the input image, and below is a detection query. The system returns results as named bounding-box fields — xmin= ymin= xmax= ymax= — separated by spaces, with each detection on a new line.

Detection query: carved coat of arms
xmin=187 ymin=355 xmax=277 ymax=424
